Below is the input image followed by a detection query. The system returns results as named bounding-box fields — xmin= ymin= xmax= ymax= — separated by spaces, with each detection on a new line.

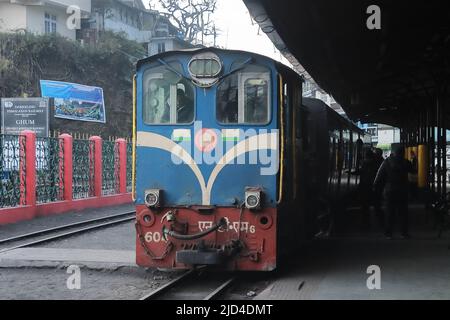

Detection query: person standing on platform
xmin=374 ymin=148 xmax=384 ymax=169
xmin=408 ymin=150 xmax=419 ymax=200
xmin=359 ymin=149 xmax=379 ymax=229
xmin=374 ymin=144 xmax=415 ymax=239
xmin=373 ymin=148 xmax=385 ymax=227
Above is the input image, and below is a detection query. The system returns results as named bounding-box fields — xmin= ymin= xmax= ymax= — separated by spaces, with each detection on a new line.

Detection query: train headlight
xmin=188 ymin=52 xmax=222 ymax=87
xmin=245 ymin=188 xmax=262 ymax=210
xmin=144 ymin=189 xmax=161 ymax=208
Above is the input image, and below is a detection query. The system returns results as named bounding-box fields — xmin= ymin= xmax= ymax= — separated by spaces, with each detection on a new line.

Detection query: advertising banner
xmin=40 ymin=80 xmax=106 ymax=123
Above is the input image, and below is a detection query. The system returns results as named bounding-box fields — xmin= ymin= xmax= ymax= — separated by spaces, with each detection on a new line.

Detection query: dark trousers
xmin=385 ymin=192 xmax=409 ymax=235
xmin=408 ymin=181 xmax=418 ymax=200
xmin=361 ymin=190 xmax=385 ymax=228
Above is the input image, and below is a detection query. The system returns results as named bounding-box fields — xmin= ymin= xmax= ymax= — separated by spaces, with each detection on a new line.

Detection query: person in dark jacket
xmin=373 ymin=144 xmax=415 ymax=239
xmin=373 ymin=148 xmax=385 ymax=226
xmin=408 ymin=149 xmax=418 ymax=199
xmin=161 ymin=88 xmax=193 ymax=123
xmin=374 ymin=148 xmax=384 ymax=169
xmin=176 ymin=89 xmax=194 ymax=123
xmin=359 ymin=149 xmax=384 ymax=229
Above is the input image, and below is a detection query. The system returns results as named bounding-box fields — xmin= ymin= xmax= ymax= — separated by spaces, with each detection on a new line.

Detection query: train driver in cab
xmin=161 ymin=86 xmax=193 ymax=124
xmin=176 ymin=88 xmax=193 ymax=123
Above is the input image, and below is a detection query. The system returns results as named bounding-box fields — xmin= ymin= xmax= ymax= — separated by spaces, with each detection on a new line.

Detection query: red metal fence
xmin=0 ymin=130 xmax=132 ymax=225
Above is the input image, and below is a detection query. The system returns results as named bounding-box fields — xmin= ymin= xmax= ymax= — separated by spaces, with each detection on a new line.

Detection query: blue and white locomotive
xmin=132 ymin=48 xmax=365 ymax=271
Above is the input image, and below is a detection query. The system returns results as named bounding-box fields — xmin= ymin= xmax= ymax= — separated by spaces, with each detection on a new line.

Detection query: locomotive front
xmin=134 ymin=49 xmax=280 ymax=271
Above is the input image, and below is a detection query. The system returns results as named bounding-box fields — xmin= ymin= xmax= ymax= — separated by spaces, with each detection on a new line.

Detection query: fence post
xmin=115 ymin=138 xmax=127 ymax=194
xmin=19 ymin=130 xmax=36 ymax=206
xmin=89 ymin=136 xmax=102 ymax=197
xmin=59 ymin=134 xmax=73 ymax=201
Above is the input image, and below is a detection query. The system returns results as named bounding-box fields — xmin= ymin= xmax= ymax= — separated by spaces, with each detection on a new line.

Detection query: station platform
xmin=0 ymin=248 xmax=135 ymax=269
xmin=1 ymin=202 xmax=449 ymax=299
xmin=255 ymin=204 xmax=450 ymax=300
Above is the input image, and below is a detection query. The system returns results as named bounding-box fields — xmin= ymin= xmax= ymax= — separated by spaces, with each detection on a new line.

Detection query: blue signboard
xmin=40 ymin=80 xmax=106 ymax=123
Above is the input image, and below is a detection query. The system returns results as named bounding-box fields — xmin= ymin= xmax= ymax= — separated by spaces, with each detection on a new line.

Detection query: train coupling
xmin=176 ymin=240 xmax=242 ymax=266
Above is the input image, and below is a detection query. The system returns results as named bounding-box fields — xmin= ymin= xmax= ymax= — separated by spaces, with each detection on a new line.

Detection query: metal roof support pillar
xmin=435 ymin=92 xmax=442 ymax=196
xmin=420 ymin=108 xmax=427 ymax=145
xmin=424 ymin=107 xmax=431 ymax=192
xmin=430 ymin=104 xmax=436 ymax=193
xmin=440 ymin=90 xmax=447 ymax=195
xmin=436 ymin=88 xmax=448 ymax=197
xmin=400 ymin=127 xmax=406 ymax=145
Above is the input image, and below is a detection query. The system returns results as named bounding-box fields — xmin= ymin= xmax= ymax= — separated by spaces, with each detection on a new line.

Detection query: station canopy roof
xmin=244 ymin=0 xmax=450 ymax=128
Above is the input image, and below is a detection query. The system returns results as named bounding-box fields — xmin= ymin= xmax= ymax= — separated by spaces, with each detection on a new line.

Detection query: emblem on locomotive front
xmin=195 ymin=128 xmax=217 ymax=152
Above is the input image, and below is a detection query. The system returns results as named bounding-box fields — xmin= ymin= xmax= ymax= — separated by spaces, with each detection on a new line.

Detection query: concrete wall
xmin=46 ymin=0 xmax=91 ymax=13
xmin=0 ymin=4 xmax=27 ymax=32
xmin=377 ymin=127 xmax=400 ymax=145
xmin=26 ymin=5 xmax=76 ymax=40
xmin=0 ymin=1 xmax=91 ymax=39
xmin=148 ymin=38 xmax=177 ymax=56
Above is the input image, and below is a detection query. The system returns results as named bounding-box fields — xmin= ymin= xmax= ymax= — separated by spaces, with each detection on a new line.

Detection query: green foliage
xmin=0 ymin=31 xmax=145 ymax=138
xmin=376 ymin=144 xmax=392 ymax=151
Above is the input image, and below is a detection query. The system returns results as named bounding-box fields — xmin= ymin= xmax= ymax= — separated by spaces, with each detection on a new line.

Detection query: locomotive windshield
xmin=217 ymin=64 xmax=270 ymax=124
xmin=143 ymin=63 xmax=195 ymax=124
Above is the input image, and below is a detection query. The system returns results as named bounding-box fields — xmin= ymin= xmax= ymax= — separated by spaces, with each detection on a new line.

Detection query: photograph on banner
xmin=40 ymin=80 xmax=106 ymax=123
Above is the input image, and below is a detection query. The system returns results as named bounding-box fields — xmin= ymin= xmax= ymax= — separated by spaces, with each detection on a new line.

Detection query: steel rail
xmin=0 ymin=211 xmax=136 ymax=245
xmin=140 ymin=269 xmax=196 ymax=300
xmin=140 ymin=268 xmax=235 ymax=300
xmin=203 ymin=277 xmax=235 ymax=300
xmin=0 ymin=213 xmax=136 ymax=254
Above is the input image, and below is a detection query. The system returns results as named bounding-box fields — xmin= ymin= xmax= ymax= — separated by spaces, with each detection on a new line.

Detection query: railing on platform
xmin=35 ymin=136 xmax=63 ymax=204
xmin=0 ymin=131 xmax=134 ymax=225
xmin=102 ymin=140 xmax=118 ymax=196
xmin=0 ymin=134 xmax=25 ymax=208
xmin=72 ymin=139 xmax=93 ymax=199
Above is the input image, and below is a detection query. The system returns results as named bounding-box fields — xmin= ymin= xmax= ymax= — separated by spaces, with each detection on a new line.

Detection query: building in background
xmin=303 ymin=78 xmax=347 ymax=117
xmin=358 ymin=123 xmax=378 ymax=144
xmin=377 ymin=123 xmax=400 ymax=148
xmin=147 ymin=12 xmax=195 ymax=55
xmin=0 ymin=0 xmax=193 ymax=56
xmin=81 ymin=0 xmax=156 ymax=44
xmin=358 ymin=122 xmax=400 ymax=156
xmin=0 ymin=0 xmax=91 ymax=40
xmin=80 ymin=0 xmax=193 ymax=55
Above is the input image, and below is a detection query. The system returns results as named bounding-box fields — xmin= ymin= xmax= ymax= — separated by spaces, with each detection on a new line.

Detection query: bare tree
xmin=151 ymin=0 xmax=218 ymax=45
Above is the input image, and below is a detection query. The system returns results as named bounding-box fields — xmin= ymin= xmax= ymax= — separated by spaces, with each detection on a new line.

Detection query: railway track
xmin=140 ymin=268 xmax=236 ymax=300
xmin=0 ymin=211 xmax=136 ymax=254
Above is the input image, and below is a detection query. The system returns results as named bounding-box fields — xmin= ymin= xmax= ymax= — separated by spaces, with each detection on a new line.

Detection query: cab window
xmin=216 ymin=64 xmax=270 ymax=124
xmin=143 ymin=64 xmax=194 ymax=124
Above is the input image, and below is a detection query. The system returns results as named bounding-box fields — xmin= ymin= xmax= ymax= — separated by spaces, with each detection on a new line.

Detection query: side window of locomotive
xmin=143 ymin=64 xmax=194 ymax=124
xmin=216 ymin=64 xmax=270 ymax=124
